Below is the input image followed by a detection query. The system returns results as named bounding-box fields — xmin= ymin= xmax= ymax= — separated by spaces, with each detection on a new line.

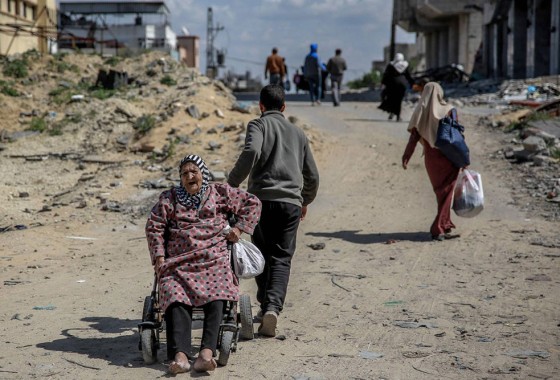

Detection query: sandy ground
xmin=1 ymin=101 xmax=559 ymax=380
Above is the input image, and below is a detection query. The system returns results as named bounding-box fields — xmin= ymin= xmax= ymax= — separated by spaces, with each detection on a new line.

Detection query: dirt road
xmin=2 ymin=101 xmax=559 ymax=380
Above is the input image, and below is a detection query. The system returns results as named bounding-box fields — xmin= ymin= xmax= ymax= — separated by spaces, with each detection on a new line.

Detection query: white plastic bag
xmin=452 ymin=169 xmax=484 ymax=218
xmin=232 ymin=239 xmax=265 ymax=279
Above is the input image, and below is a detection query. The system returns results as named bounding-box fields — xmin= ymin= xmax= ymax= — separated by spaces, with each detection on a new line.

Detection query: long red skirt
xmin=423 ymin=144 xmax=460 ymax=237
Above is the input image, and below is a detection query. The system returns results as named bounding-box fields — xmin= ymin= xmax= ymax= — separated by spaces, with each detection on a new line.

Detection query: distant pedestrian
xmin=303 ymin=43 xmax=322 ymax=105
xmin=265 ymin=48 xmax=286 ymax=85
xmin=378 ymin=53 xmax=414 ymax=121
xmin=326 ymin=48 xmax=347 ymax=106
xmin=401 ymin=82 xmax=462 ymax=241
xmin=320 ymin=62 xmax=328 ymax=100
xmin=228 ymin=84 xmax=320 ymax=337
xmin=282 ymin=58 xmax=291 ymax=92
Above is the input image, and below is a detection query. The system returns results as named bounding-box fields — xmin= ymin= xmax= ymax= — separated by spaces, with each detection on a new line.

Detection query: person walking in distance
xmin=378 ymin=53 xmax=414 ymax=121
xmin=303 ymin=43 xmax=322 ymax=105
xmin=227 ymin=84 xmax=320 ymax=337
xmin=264 ymin=47 xmax=285 ymax=85
xmin=326 ymin=48 xmax=347 ymax=106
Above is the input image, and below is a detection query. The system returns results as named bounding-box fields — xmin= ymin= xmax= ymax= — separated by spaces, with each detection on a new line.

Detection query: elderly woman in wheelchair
xmin=145 ymin=154 xmax=261 ymax=374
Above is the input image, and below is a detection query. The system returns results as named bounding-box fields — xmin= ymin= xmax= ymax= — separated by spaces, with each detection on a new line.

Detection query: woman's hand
xmin=225 ymin=227 xmax=241 ymax=243
xmin=402 ymin=155 xmax=409 ymax=170
xmin=154 ymin=257 xmax=165 ymax=273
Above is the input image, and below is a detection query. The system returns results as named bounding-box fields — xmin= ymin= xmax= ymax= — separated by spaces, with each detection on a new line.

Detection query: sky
xmin=166 ymin=0 xmax=416 ymax=83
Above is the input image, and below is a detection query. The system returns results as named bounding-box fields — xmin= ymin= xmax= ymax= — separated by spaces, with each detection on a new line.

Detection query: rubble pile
xmin=0 ymin=50 xmax=325 ymax=230
xmin=466 ymin=78 xmax=560 ymax=221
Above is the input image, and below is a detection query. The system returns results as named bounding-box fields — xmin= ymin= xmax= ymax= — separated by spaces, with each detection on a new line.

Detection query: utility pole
xmin=206 ymin=7 xmax=224 ymax=79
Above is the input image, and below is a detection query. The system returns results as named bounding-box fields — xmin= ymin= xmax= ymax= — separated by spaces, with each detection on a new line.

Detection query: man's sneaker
xmin=254 ymin=309 xmax=263 ymax=323
xmin=258 ymin=311 xmax=278 ymax=337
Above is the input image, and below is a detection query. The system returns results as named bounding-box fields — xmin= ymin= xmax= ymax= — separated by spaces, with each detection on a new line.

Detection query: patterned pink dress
xmin=146 ymin=183 xmax=261 ymax=311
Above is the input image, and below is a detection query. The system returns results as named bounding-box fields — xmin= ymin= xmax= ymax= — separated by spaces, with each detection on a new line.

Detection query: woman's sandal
xmin=169 ymin=360 xmax=191 ymax=374
xmin=193 ymin=357 xmax=217 ymax=373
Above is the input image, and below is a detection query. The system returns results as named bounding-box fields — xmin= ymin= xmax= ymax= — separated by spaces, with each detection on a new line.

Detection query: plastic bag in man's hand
xmin=452 ymin=169 xmax=484 ymax=218
xmin=233 ymin=239 xmax=264 ymax=279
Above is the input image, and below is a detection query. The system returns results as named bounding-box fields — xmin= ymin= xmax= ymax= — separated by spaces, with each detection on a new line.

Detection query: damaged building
xmin=393 ymin=0 xmax=560 ymax=80
xmin=58 ymin=0 xmax=176 ymax=56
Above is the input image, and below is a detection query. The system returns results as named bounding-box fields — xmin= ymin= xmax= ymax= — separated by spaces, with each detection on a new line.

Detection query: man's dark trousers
xmin=252 ymin=200 xmax=301 ymax=314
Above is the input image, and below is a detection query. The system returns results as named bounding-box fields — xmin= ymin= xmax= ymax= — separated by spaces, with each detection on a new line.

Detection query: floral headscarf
xmin=175 ymin=154 xmax=211 ymax=209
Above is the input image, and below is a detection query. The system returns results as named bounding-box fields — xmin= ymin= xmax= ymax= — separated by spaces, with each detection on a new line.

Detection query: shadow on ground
xmin=306 ymin=230 xmax=430 ymax=244
xmin=344 ymin=118 xmax=406 ymax=123
xmin=36 ymin=317 xmax=147 ymax=367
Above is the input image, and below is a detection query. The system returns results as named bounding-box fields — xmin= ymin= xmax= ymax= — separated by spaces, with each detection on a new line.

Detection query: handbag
xmin=435 ymin=109 xmax=470 ymax=168
xmin=452 ymin=169 xmax=484 ymax=218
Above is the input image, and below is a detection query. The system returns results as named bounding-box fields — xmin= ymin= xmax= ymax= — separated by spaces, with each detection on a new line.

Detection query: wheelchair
xmin=138 ymin=223 xmax=254 ymax=366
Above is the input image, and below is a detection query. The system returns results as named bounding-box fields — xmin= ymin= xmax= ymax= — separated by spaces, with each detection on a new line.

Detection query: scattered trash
xmin=307 ymin=242 xmax=325 ymax=250
xmin=383 ymin=300 xmax=404 ymax=307
xmin=526 ymin=274 xmax=552 ymax=281
xmin=76 ymin=280 xmax=86 ymax=283
xmin=393 ymin=321 xmax=438 ymax=329
xmin=231 ymin=102 xmax=252 ymax=114
xmin=65 ymin=236 xmax=97 ymax=240
xmin=0 ymin=224 xmax=28 ymax=233
xmin=359 ymin=351 xmax=384 ymax=360
xmin=33 ymin=305 xmax=56 ymax=310
xmin=402 ymin=351 xmax=431 ymax=358
xmin=504 ymin=349 xmax=550 ymax=359
xmin=477 ymin=336 xmax=494 ymax=342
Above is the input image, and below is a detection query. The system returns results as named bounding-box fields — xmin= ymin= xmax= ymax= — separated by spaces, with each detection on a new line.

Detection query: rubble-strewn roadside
xmin=0 ymin=51 xmax=327 ymax=232
xmin=438 ymin=78 xmax=560 ymax=222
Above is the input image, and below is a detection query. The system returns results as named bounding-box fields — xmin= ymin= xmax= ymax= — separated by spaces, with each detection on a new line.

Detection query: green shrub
xmin=160 ymin=75 xmax=177 ymax=86
xmin=48 ymin=58 xmax=79 ymax=74
xmin=29 ymin=117 xmax=47 ymax=132
xmin=3 ymin=59 xmax=29 ymax=78
xmin=89 ymin=88 xmax=116 ymax=100
xmin=134 ymin=114 xmax=156 ymax=135
xmin=49 ymin=125 xmax=63 ymax=136
xmin=104 ymin=56 xmax=122 ymax=67
xmin=48 ymin=87 xmax=73 ymax=105
xmin=0 ymin=80 xmax=19 ymax=96
xmin=347 ymin=70 xmax=381 ymax=89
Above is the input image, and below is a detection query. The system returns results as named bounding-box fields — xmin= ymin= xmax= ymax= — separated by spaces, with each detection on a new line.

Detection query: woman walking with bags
xmin=401 ymin=82 xmax=462 ymax=241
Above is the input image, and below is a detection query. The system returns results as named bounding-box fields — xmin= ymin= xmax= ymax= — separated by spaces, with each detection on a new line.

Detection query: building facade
xmin=484 ymin=0 xmax=560 ymax=79
xmin=393 ymin=0 xmax=485 ymax=75
xmin=58 ymin=0 xmax=176 ymax=56
xmin=393 ymin=0 xmax=560 ymax=79
xmin=0 ymin=0 xmax=57 ymax=55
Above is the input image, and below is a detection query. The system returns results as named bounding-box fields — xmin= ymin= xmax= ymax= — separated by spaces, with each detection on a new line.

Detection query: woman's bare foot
xmin=193 ymin=348 xmax=217 ymax=372
xmin=169 ymin=352 xmax=190 ymax=374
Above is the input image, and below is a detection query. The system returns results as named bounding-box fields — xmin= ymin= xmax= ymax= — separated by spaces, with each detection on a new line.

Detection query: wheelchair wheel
xmin=238 ymin=294 xmax=254 ymax=340
xmin=217 ymin=330 xmax=234 ymax=366
xmin=141 ymin=328 xmax=158 ymax=364
xmin=142 ymin=296 xmax=154 ymax=322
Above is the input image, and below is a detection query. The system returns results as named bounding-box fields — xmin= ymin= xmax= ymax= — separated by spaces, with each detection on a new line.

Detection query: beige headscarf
xmin=407 ymin=82 xmax=454 ymax=148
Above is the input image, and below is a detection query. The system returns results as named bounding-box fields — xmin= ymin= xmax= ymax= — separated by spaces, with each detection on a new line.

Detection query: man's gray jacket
xmin=227 ymin=110 xmax=319 ymax=207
